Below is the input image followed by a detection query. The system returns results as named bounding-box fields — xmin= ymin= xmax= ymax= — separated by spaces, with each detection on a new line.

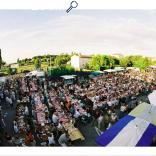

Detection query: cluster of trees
xmin=119 ymin=55 xmax=153 ymax=69
xmin=86 ymin=55 xmax=120 ymax=70
xmin=86 ymin=55 xmax=156 ymax=70
xmin=17 ymin=55 xmax=57 ymax=66
xmin=17 ymin=54 xmax=71 ymax=69
xmin=16 ymin=53 xmax=72 ymax=76
xmin=47 ymin=54 xmax=72 ymax=76
xmin=54 ymin=54 xmax=71 ymax=67
xmin=13 ymin=53 xmax=156 ymax=74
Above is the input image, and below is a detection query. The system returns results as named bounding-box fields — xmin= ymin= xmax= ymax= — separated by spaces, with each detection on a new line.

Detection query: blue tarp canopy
xmin=96 ymin=103 xmax=156 ymax=146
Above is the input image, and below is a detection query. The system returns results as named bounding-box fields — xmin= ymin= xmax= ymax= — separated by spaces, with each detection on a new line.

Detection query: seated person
xmin=48 ymin=133 xmax=55 ymax=146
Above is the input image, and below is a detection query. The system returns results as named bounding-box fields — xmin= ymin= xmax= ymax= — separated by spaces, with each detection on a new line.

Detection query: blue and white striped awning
xmin=96 ymin=103 xmax=156 ymax=146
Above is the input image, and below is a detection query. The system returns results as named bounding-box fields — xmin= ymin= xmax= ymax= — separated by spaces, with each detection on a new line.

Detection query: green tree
xmin=108 ymin=56 xmax=115 ymax=68
xmin=88 ymin=55 xmax=113 ymax=70
xmin=120 ymin=56 xmax=133 ymax=67
xmin=132 ymin=56 xmax=151 ymax=69
xmin=111 ymin=57 xmax=120 ymax=66
xmin=103 ymin=55 xmax=110 ymax=66
xmin=54 ymin=54 xmax=71 ymax=66
xmin=17 ymin=58 xmax=20 ymax=64
xmin=119 ymin=55 xmax=152 ymax=69
xmin=88 ymin=55 xmax=104 ymax=70
xmin=7 ymin=67 xmax=12 ymax=75
xmin=34 ymin=58 xmax=41 ymax=69
xmin=2 ymin=61 xmax=6 ymax=66
xmin=152 ymin=60 xmax=156 ymax=66
xmin=48 ymin=65 xmax=74 ymax=76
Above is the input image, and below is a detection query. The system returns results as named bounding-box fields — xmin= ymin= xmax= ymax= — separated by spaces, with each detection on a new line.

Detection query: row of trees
xmin=86 ymin=55 xmax=156 ymax=70
xmin=17 ymin=54 xmax=71 ymax=69
xmin=17 ymin=55 xmax=57 ymax=66
xmin=86 ymin=55 xmax=120 ymax=70
xmin=16 ymin=53 xmax=156 ymax=72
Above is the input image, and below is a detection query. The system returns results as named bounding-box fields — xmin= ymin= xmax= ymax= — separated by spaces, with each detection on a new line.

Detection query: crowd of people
xmin=0 ymin=69 xmax=156 ymax=146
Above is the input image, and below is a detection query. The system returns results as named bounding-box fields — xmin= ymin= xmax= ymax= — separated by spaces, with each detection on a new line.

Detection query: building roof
xmin=60 ymin=75 xmax=76 ymax=79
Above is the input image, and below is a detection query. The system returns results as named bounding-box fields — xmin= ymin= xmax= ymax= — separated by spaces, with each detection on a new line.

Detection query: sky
xmin=1 ymin=10 xmax=156 ymax=63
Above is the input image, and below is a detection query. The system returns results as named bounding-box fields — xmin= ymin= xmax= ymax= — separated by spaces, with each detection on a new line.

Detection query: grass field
xmin=17 ymin=63 xmax=49 ymax=73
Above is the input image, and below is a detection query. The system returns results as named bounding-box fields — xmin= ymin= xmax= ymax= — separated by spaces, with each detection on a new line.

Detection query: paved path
xmin=1 ymin=100 xmax=17 ymax=137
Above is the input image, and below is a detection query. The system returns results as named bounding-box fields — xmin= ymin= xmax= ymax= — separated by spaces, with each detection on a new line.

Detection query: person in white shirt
xmin=107 ymin=122 xmax=112 ymax=129
xmin=52 ymin=112 xmax=59 ymax=125
xmin=74 ymin=109 xmax=80 ymax=119
xmin=9 ymin=97 xmax=13 ymax=108
xmin=120 ymin=105 xmax=126 ymax=112
xmin=5 ymin=96 xmax=10 ymax=108
xmin=48 ymin=133 xmax=55 ymax=146
xmin=11 ymin=91 xmax=16 ymax=102
xmin=57 ymin=121 xmax=63 ymax=130
xmin=93 ymin=101 xmax=98 ymax=110
xmin=97 ymin=113 xmax=104 ymax=129
xmin=13 ymin=123 xmax=19 ymax=134
xmin=0 ymin=91 xmax=4 ymax=100
xmin=95 ymin=112 xmax=104 ymax=135
xmin=107 ymin=101 xmax=113 ymax=107
xmin=58 ymin=132 xmax=69 ymax=146
xmin=0 ymin=113 xmax=6 ymax=128
xmin=32 ymin=109 xmax=36 ymax=118
xmin=95 ymin=95 xmax=100 ymax=101
xmin=24 ymin=106 xmax=29 ymax=116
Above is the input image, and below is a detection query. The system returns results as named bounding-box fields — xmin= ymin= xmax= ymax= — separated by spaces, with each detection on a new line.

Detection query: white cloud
xmin=1 ymin=10 xmax=156 ymax=63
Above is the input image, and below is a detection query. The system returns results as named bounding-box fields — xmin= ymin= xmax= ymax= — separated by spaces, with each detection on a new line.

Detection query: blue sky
xmin=1 ymin=10 xmax=156 ymax=63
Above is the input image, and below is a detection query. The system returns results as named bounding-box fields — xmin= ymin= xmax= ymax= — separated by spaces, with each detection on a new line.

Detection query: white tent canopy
xmin=25 ymin=70 xmax=45 ymax=77
xmin=96 ymin=102 xmax=156 ymax=146
xmin=126 ymin=67 xmax=140 ymax=71
xmin=60 ymin=75 xmax=76 ymax=80
xmin=148 ymin=90 xmax=156 ymax=106
xmin=104 ymin=69 xmax=116 ymax=73
xmin=0 ymin=77 xmax=7 ymax=83
xmin=104 ymin=68 xmax=125 ymax=73
xmin=148 ymin=66 xmax=156 ymax=69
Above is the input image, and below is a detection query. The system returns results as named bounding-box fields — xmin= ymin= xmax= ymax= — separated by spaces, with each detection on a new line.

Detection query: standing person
xmin=9 ymin=96 xmax=13 ymax=108
xmin=91 ymin=109 xmax=100 ymax=127
xmin=24 ymin=105 xmax=29 ymax=116
xmin=5 ymin=96 xmax=10 ymax=108
xmin=0 ymin=112 xmax=6 ymax=128
xmin=58 ymin=131 xmax=69 ymax=147
xmin=74 ymin=109 xmax=80 ymax=119
xmin=13 ymin=122 xmax=19 ymax=134
xmin=95 ymin=112 xmax=104 ymax=136
xmin=11 ymin=90 xmax=16 ymax=103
